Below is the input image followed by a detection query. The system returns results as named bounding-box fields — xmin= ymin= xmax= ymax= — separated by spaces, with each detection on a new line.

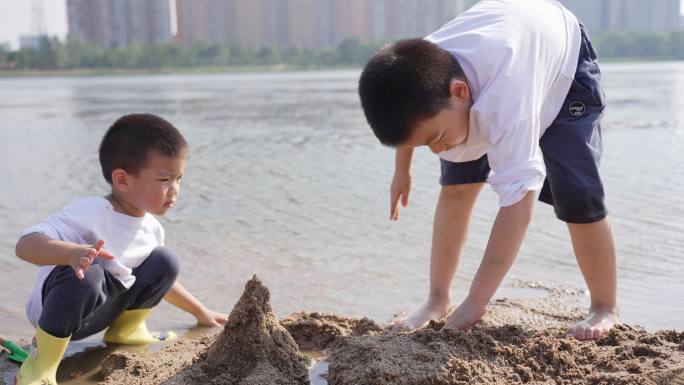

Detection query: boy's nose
xmin=169 ymin=182 xmax=180 ymax=196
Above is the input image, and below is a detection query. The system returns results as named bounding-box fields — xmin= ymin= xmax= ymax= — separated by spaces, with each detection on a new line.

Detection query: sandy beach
xmin=4 ymin=277 xmax=680 ymax=385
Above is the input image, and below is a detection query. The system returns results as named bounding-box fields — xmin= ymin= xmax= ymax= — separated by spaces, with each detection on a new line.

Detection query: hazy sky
xmin=0 ymin=0 xmax=67 ymax=49
xmin=1 ymin=0 xmax=683 ymax=49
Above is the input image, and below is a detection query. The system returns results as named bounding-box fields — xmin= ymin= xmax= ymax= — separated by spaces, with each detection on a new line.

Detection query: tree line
xmin=2 ymin=30 xmax=684 ymax=72
xmin=0 ymin=36 xmax=381 ymax=71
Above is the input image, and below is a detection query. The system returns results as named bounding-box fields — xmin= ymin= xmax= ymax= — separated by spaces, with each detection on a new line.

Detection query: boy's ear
xmin=111 ymin=169 xmax=131 ymax=192
xmin=449 ymin=78 xmax=470 ymax=100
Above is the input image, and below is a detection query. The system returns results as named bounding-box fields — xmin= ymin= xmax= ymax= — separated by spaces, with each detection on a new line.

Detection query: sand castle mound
xmin=101 ymin=276 xmax=310 ymax=385
xmin=201 ymin=276 xmax=311 ymax=384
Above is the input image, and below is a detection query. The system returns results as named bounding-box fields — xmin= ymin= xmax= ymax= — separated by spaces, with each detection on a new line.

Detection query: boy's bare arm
xmin=164 ymin=281 xmax=228 ymax=327
xmin=16 ymin=233 xmax=114 ymax=279
xmin=466 ymin=191 xmax=536 ymax=306
xmin=390 ymin=146 xmax=415 ymax=220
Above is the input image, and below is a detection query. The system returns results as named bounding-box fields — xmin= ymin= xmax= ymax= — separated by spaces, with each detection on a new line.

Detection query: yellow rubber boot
xmin=16 ymin=327 xmax=70 ymax=385
xmin=103 ymin=309 xmax=176 ymax=345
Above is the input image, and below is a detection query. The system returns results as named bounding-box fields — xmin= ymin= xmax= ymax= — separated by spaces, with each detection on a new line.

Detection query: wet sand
xmin=4 ymin=278 xmax=680 ymax=385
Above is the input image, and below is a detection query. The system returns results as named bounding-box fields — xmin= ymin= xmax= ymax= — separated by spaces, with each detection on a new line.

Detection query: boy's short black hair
xmin=358 ymin=38 xmax=464 ymax=146
xmin=99 ymin=113 xmax=187 ymax=184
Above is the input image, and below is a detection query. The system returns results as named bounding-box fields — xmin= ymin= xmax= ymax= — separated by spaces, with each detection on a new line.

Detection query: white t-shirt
xmin=425 ymin=0 xmax=581 ymax=207
xmin=20 ymin=196 xmax=165 ymax=327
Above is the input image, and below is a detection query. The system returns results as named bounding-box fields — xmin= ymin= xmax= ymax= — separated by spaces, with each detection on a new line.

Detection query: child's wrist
xmin=394 ymin=168 xmax=411 ymax=177
xmin=64 ymin=244 xmax=85 ymax=266
xmin=191 ymin=303 xmax=208 ymax=318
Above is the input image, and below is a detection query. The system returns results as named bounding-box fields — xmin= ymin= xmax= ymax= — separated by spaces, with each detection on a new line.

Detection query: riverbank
xmin=0 ymin=64 xmax=358 ymax=78
xmin=4 ymin=278 xmax=680 ymax=385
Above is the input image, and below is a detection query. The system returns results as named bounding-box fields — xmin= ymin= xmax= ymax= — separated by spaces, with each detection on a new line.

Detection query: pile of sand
xmin=96 ymin=279 xmax=684 ymax=385
xmin=328 ymin=323 xmax=684 ymax=385
xmin=102 ymin=276 xmax=310 ymax=385
xmin=327 ymin=286 xmax=684 ymax=385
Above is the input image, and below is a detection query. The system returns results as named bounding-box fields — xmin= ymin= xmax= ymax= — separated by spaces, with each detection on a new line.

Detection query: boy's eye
xmin=157 ymin=178 xmax=170 ymax=182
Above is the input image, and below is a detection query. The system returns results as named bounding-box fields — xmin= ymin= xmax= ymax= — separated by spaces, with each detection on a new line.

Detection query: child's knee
xmin=66 ymin=265 xmax=108 ymax=311
xmin=147 ymin=247 xmax=180 ymax=281
xmin=46 ymin=265 xmax=106 ymax=304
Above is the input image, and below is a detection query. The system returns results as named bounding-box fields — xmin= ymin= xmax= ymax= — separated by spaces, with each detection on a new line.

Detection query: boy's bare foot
xmin=566 ymin=308 xmax=620 ymax=340
xmin=393 ymin=300 xmax=450 ymax=330
xmin=442 ymin=298 xmax=486 ymax=331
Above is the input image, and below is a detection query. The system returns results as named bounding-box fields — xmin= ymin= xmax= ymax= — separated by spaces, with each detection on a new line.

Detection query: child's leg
xmin=124 ymin=246 xmax=179 ymax=309
xmin=39 ymin=264 xmax=123 ymax=339
xmin=398 ymin=182 xmax=483 ymax=329
xmin=566 ymin=218 xmax=619 ymax=340
xmin=538 ymin=24 xmax=619 ymax=340
xmin=103 ymin=247 xmax=179 ymax=344
xmin=17 ymin=264 xmax=122 ymax=385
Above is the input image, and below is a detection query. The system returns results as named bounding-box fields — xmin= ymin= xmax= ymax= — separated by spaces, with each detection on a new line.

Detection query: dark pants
xmin=38 ymin=247 xmax=179 ymax=340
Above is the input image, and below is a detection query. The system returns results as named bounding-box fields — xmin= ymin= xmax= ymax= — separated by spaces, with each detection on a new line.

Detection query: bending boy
xmin=358 ymin=0 xmax=619 ymax=340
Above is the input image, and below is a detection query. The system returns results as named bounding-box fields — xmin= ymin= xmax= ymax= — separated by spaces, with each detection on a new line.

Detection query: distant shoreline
xmin=1 ymin=58 xmax=681 ymax=78
xmin=0 ymin=64 xmax=358 ymax=78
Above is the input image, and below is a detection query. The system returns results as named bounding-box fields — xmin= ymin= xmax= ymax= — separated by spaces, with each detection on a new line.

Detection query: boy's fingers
xmin=390 ymin=201 xmax=397 ymax=219
xmin=92 ymin=240 xmax=115 ymax=260
xmin=401 ymin=190 xmax=410 ymax=207
xmin=390 ymin=200 xmax=399 ymax=220
xmin=94 ymin=239 xmax=105 ymax=251
xmin=97 ymin=249 xmax=116 ymax=260
xmin=74 ymin=266 xmax=85 ymax=280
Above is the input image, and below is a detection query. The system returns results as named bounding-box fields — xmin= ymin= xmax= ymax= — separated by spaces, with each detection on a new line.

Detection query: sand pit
xmin=281 ymin=312 xmax=382 ymax=351
xmin=49 ymin=279 xmax=684 ymax=385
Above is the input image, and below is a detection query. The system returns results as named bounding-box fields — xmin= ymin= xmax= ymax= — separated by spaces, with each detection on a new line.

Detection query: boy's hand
xmin=195 ymin=307 xmax=228 ymax=327
xmin=390 ymin=171 xmax=412 ymax=220
xmin=69 ymin=239 xmax=115 ymax=279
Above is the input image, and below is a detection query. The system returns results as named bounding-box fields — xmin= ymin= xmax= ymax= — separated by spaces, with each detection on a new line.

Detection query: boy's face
xmin=121 ymin=150 xmax=187 ymax=216
xmin=402 ymin=79 xmax=470 ymax=154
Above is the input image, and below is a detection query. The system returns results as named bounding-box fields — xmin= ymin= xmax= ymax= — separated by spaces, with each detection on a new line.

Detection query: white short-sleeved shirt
xmin=425 ymin=0 xmax=582 ymax=207
xmin=20 ymin=196 xmax=165 ymax=327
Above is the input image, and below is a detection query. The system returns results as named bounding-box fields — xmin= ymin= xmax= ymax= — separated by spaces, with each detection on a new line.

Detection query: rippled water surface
xmin=1 ymin=63 xmax=683 ymax=345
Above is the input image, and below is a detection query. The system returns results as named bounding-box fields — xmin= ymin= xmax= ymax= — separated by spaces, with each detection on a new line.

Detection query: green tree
xmin=0 ymin=45 xmax=7 ymax=69
xmin=670 ymin=31 xmax=684 ymax=60
xmin=227 ymin=43 xmax=255 ymax=66
xmin=257 ymin=45 xmax=280 ymax=65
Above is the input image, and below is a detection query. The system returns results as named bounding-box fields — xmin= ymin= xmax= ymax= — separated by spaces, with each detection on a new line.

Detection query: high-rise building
xmin=173 ymin=0 xmax=471 ymax=49
xmin=67 ymin=0 xmax=171 ymax=47
xmin=559 ymin=0 xmax=606 ymax=33
xmin=560 ymin=0 xmax=681 ymax=32
xmin=617 ymin=0 xmax=680 ymax=32
xmin=67 ymin=0 xmax=113 ymax=47
xmin=128 ymin=0 xmax=172 ymax=45
xmin=175 ymin=0 xmax=210 ymax=45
